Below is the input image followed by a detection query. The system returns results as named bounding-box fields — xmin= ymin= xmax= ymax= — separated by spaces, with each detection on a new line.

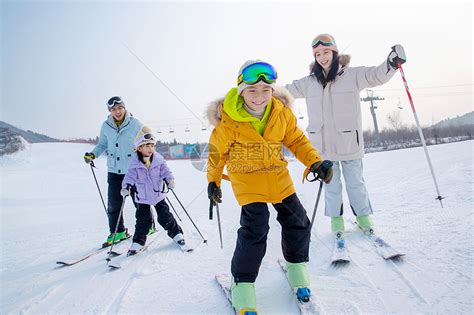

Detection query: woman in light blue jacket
xmin=84 ymin=96 xmax=143 ymax=247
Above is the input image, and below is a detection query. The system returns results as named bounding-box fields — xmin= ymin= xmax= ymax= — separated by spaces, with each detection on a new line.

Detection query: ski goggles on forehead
xmin=311 ymin=35 xmax=336 ymax=48
xmin=237 ymin=62 xmax=278 ymax=85
xmin=142 ymin=133 xmax=154 ymax=140
xmin=135 ymin=133 xmax=155 ymax=147
xmin=107 ymin=96 xmax=123 ymax=109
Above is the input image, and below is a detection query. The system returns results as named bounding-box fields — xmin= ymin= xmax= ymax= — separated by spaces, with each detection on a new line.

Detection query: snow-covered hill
xmin=434 ymin=111 xmax=474 ymax=129
xmin=1 ymin=141 xmax=473 ymax=314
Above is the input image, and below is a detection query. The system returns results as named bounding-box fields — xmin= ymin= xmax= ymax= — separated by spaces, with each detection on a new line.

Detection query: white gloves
xmin=388 ymin=44 xmax=406 ymax=69
xmin=166 ymin=179 xmax=176 ymax=190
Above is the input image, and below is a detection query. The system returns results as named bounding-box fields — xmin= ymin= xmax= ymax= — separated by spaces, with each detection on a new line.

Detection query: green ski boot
xmin=286 ymin=261 xmax=311 ymax=302
xmin=331 ymin=216 xmax=345 ymax=233
xmin=102 ymin=229 xmax=129 ymax=247
xmin=231 ymin=279 xmax=258 ymax=314
xmin=286 ymin=261 xmax=311 ymax=288
xmin=356 ymin=215 xmax=374 ymax=232
xmin=147 ymin=226 xmax=156 ymax=236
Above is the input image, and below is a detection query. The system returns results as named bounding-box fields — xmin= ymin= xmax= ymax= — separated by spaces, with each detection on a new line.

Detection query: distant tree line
xmin=364 ymin=111 xmax=473 ymax=150
xmin=60 ymin=136 xmax=98 ymax=144
xmin=77 ymin=136 xmax=200 ymax=148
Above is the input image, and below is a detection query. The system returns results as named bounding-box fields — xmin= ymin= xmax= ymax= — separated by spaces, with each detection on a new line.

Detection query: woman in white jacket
xmin=286 ymin=33 xmax=406 ymax=236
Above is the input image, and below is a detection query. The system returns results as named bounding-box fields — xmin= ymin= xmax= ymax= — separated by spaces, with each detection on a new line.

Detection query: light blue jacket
xmin=92 ymin=111 xmax=143 ymax=174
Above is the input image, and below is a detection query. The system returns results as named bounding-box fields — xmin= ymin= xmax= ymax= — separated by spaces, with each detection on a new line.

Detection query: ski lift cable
xmin=122 ymin=42 xmax=204 ymax=124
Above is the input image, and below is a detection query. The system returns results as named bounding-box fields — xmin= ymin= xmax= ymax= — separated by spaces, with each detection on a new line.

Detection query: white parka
xmin=286 ymin=55 xmax=397 ymax=161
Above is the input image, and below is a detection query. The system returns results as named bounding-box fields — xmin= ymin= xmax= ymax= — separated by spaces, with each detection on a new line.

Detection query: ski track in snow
xmin=349 ymin=233 xmax=428 ymax=310
xmin=311 ymin=230 xmax=387 ymax=314
xmin=1 ymin=141 xmax=473 ymax=314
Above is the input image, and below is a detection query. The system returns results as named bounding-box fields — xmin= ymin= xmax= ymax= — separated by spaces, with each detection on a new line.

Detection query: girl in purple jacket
xmin=121 ymin=126 xmax=185 ymax=255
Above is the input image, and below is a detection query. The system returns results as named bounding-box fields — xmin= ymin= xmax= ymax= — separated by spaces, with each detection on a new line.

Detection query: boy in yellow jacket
xmin=206 ymin=60 xmax=333 ymax=313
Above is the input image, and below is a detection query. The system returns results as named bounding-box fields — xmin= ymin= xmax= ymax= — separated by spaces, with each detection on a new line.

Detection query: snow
xmin=1 ymin=140 xmax=473 ymax=314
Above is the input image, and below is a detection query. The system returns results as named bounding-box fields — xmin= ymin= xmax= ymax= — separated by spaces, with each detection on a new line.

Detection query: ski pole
xmin=106 ymin=194 xmax=128 ymax=263
xmin=169 ymin=188 xmax=208 ymax=244
xmin=166 ymin=197 xmax=182 ymax=222
xmin=215 ymin=202 xmax=223 ymax=249
xmin=306 ymin=160 xmax=333 ymax=230
xmin=89 ymin=161 xmax=108 ymax=215
xmin=309 ymin=180 xmax=324 ymax=231
xmin=397 ymin=63 xmax=444 ymax=207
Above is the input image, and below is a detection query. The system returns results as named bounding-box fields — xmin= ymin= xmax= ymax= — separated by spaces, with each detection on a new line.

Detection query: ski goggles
xmin=237 ymin=62 xmax=278 ymax=86
xmin=311 ymin=34 xmax=336 ymax=48
xmin=107 ymin=96 xmax=124 ymax=109
xmin=134 ymin=133 xmax=156 ymax=148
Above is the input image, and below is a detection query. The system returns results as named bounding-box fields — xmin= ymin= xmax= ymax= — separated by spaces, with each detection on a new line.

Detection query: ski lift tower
xmin=361 ymin=89 xmax=384 ymax=147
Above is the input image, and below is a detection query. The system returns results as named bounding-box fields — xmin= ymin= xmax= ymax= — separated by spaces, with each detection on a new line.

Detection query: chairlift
xmin=169 ymin=127 xmax=174 ymax=134
xmin=201 ymin=124 xmax=207 ymax=131
xmin=156 ymin=127 xmax=162 ymax=134
xmin=185 ymin=126 xmax=190 ymax=133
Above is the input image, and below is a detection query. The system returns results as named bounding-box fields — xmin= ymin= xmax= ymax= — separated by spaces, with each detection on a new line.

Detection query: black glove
xmin=310 ymin=160 xmax=333 ymax=184
xmin=388 ymin=44 xmax=406 ymax=70
xmin=207 ymin=182 xmax=222 ymax=203
xmin=84 ymin=152 xmax=95 ymax=164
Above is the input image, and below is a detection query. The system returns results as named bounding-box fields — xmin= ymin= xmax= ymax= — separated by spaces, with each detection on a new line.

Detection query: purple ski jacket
xmin=122 ymin=152 xmax=174 ymax=205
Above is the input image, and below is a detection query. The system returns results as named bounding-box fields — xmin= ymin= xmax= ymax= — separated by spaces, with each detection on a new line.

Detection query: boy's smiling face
xmin=241 ymin=84 xmax=273 ymax=112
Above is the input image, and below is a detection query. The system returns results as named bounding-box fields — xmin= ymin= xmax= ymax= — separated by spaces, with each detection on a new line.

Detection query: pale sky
xmin=2 ymin=0 xmax=472 ymax=143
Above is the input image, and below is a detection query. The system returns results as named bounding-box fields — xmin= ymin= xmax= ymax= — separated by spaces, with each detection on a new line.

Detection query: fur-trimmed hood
xmin=205 ymin=86 xmax=295 ymax=127
xmin=308 ymin=54 xmax=351 ymax=74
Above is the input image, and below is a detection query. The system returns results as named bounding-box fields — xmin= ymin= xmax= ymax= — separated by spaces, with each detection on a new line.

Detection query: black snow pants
xmin=106 ymin=172 xmax=140 ymax=233
xmin=231 ymin=193 xmax=311 ymax=283
xmin=133 ymin=199 xmax=183 ymax=246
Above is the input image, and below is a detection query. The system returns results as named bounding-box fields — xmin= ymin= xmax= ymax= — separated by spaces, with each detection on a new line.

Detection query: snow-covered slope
xmin=1 ymin=141 xmax=472 ymax=314
xmin=434 ymin=111 xmax=474 ymax=128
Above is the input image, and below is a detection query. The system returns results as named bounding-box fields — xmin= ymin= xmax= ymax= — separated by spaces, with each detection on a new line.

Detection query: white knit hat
xmin=237 ymin=59 xmax=277 ymax=95
xmin=134 ymin=126 xmax=156 ymax=149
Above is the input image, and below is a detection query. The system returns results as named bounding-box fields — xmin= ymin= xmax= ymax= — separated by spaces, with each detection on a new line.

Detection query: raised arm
xmin=355 ymin=44 xmax=406 ymax=90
